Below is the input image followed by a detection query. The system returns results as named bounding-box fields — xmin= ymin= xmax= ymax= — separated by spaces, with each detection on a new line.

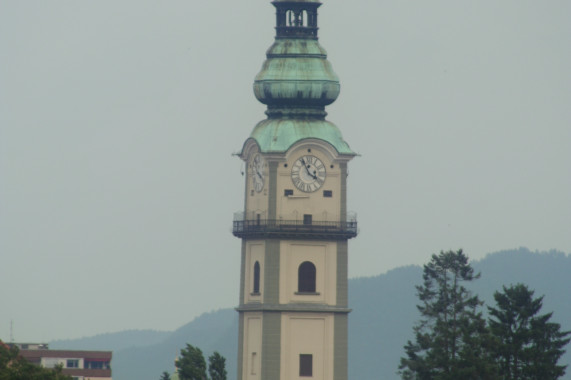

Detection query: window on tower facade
xmin=299 ymin=10 xmax=306 ymax=26
xmin=299 ymin=354 xmax=313 ymax=377
xmin=298 ymin=261 xmax=316 ymax=293
xmin=253 ymin=261 xmax=260 ymax=294
xmin=286 ymin=10 xmax=295 ymax=26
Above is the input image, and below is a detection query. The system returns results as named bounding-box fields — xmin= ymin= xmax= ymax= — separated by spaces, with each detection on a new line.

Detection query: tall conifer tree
xmin=488 ymin=284 xmax=570 ymax=380
xmin=399 ymin=249 xmax=497 ymax=380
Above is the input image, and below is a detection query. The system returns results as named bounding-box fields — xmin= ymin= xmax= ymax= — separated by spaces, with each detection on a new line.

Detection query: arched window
xmin=286 ymin=10 xmax=295 ymax=26
xmin=298 ymin=261 xmax=316 ymax=293
xmin=253 ymin=261 xmax=260 ymax=294
xmin=301 ymin=10 xmax=308 ymax=27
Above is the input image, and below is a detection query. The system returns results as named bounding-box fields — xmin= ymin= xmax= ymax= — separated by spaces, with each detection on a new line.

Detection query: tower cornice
xmin=236 ymin=303 xmax=351 ymax=314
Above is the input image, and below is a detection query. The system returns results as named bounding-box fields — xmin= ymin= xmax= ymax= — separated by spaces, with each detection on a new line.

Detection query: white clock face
xmin=251 ymin=154 xmax=265 ymax=192
xmin=291 ymin=155 xmax=326 ymax=193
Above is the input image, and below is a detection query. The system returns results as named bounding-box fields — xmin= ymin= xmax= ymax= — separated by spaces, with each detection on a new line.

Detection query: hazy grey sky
xmin=1 ymin=0 xmax=570 ymax=342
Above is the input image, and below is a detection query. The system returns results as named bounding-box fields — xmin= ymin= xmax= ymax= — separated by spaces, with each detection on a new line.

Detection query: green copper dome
xmin=243 ymin=0 xmax=355 ymax=156
xmin=254 ymin=39 xmax=340 ymax=109
xmin=249 ymin=118 xmax=353 ymax=155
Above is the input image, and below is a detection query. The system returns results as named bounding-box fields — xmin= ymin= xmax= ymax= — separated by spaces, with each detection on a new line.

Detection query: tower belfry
xmin=233 ymin=1 xmax=357 ymax=379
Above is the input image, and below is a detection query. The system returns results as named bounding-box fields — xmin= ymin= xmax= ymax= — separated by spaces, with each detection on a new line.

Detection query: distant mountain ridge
xmin=50 ymin=329 xmax=170 ymax=352
xmin=51 ymin=248 xmax=571 ymax=380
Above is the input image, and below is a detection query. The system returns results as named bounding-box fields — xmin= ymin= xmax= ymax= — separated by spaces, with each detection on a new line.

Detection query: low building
xmin=10 ymin=343 xmax=112 ymax=380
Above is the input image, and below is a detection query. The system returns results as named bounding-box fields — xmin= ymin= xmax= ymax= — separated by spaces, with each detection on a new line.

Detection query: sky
xmin=1 ymin=0 xmax=570 ymax=342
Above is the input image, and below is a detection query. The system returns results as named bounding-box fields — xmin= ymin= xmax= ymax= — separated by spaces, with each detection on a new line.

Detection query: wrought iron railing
xmin=276 ymin=26 xmax=318 ymax=38
xmin=232 ymin=218 xmax=358 ymax=240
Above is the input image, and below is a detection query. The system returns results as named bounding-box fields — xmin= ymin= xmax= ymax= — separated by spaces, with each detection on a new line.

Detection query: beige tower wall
xmin=277 ymin=144 xmax=342 ymax=222
xmin=243 ymin=141 xmax=345 ymax=223
xmin=279 ymin=241 xmax=337 ymax=305
xmin=280 ymin=313 xmax=334 ymax=380
xmin=242 ymin=313 xmax=263 ymax=380
xmin=244 ymin=241 xmax=265 ymax=304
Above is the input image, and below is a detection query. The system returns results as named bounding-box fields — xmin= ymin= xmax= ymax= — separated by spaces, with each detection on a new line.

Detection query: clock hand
xmin=300 ymin=159 xmax=317 ymax=179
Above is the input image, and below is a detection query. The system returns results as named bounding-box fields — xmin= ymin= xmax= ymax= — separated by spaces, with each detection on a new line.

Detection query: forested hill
xmin=51 ymin=248 xmax=571 ymax=380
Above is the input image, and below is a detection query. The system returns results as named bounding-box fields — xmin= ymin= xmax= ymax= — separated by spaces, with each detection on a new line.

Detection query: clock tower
xmin=233 ymin=1 xmax=357 ymax=380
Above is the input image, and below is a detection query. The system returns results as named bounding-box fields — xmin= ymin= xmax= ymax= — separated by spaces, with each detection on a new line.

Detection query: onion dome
xmin=243 ymin=0 xmax=355 ymax=156
xmin=253 ymin=0 xmax=340 ymax=119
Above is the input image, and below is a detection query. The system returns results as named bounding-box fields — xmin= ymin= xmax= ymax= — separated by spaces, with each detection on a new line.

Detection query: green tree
xmin=0 ymin=342 xmax=71 ymax=380
xmin=159 ymin=371 xmax=171 ymax=380
xmin=176 ymin=344 xmax=207 ymax=380
xmin=399 ymin=249 xmax=497 ymax=380
xmin=488 ymin=283 xmax=571 ymax=380
xmin=208 ymin=351 xmax=227 ymax=380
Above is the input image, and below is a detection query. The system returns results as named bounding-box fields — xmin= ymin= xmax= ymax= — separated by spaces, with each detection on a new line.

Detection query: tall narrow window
xmin=253 ymin=261 xmax=260 ymax=294
xmin=299 ymin=354 xmax=313 ymax=377
xmin=251 ymin=352 xmax=257 ymax=375
xmin=301 ymin=10 xmax=308 ymax=26
xmin=298 ymin=261 xmax=316 ymax=293
xmin=286 ymin=10 xmax=295 ymax=26
xmin=303 ymin=214 xmax=312 ymax=225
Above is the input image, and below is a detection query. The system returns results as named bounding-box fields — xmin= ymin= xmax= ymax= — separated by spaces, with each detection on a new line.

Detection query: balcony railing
xmin=232 ymin=218 xmax=358 ymax=240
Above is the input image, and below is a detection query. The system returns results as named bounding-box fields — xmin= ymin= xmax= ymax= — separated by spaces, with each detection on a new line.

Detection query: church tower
xmin=233 ymin=1 xmax=357 ymax=379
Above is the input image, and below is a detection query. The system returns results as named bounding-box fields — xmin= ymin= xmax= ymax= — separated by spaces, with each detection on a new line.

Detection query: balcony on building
xmin=232 ymin=211 xmax=358 ymax=240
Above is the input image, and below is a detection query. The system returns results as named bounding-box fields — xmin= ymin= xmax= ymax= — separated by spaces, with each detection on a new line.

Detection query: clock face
xmin=291 ymin=155 xmax=326 ymax=193
xmin=251 ymin=154 xmax=265 ymax=193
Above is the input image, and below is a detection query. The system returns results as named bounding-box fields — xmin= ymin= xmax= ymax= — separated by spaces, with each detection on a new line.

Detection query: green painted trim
xmin=239 ymin=240 xmax=246 ymax=305
xmin=339 ymin=162 xmax=347 ymax=222
xmin=268 ymin=162 xmax=278 ymax=220
xmin=237 ymin=313 xmax=244 ymax=380
xmin=236 ymin=304 xmax=350 ymax=313
xmin=261 ymin=312 xmax=281 ymax=379
xmin=243 ymin=158 xmax=249 ymax=213
xmin=334 ymin=313 xmax=349 ymax=380
xmin=336 ymin=241 xmax=348 ymax=307
xmin=264 ymin=240 xmax=280 ymax=304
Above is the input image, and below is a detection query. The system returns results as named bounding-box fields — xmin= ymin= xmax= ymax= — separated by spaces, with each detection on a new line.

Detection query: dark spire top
xmin=272 ymin=0 xmax=322 ymax=39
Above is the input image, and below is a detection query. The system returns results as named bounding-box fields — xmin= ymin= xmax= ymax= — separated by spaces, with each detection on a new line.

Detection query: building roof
xmin=19 ymin=349 xmax=112 ymax=360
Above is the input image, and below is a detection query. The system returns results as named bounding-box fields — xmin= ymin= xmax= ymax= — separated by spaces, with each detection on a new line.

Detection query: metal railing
xmin=232 ymin=218 xmax=358 ymax=240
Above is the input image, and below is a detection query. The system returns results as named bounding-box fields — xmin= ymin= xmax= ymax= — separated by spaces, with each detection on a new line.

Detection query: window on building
xmin=85 ymin=360 xmax=107 ymax=369
xmin=299 ymin=354 xmax=313 ymax=377
xmin=303 ymin=214 xmax=312 ymax=225
xmin=251 ymin=352 xmax=257 ymax=375
xmin=323 ymin=190 xmax=332 ymax=198
xmin=66 ymin=359 xmax=79 ymax=368
xmin=253 ymin=261 xmax=260 ymax=294
xmin=284 ymin=189 xmax=294 ymax=196
xmin=298 ymin=261 xmax=316 ymax=293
